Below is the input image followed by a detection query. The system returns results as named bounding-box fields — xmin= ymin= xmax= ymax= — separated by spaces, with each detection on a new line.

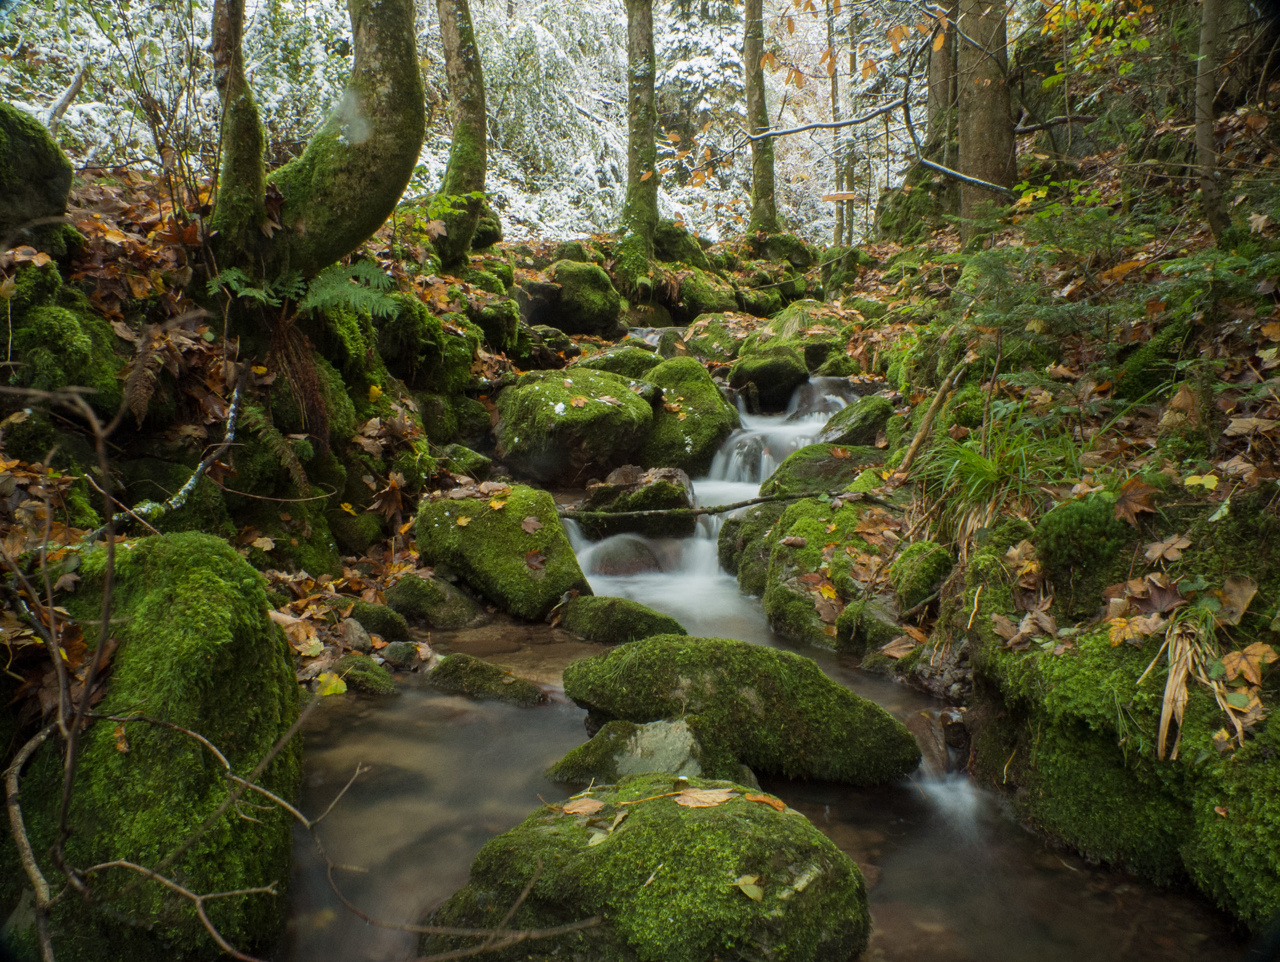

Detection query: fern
xmin=297 ymin=260 xmax=399 ymax=318
xmin=239 ymin=403 xmax=309 ymax=491
xmin=207 ymin=267 xmax=306 ymax=308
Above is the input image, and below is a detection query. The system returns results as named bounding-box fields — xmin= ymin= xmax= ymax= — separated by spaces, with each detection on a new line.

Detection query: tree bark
xmin=826 ymin=0 xmax=842 ymax=245
xmin=744 ymin=0 xmax=778 ymax=234
xmin=434 ymin=0 xmax=489 ymax=267
xmin=925 ymin=0 xmax=958 ymax=158
xmin=211 ymin=0 xmax=425 ymax=280
xmin=1197 ymin=0 xmax=1230 ymax=241
xmin=618 ymin=0 xmax=659 ymax=296
xmin=956 ymin=0 xmax=1014 ymax=232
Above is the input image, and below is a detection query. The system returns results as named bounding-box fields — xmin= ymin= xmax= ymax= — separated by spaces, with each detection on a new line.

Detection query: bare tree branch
xmin=4 ymin=724 xmax=58 ymax=962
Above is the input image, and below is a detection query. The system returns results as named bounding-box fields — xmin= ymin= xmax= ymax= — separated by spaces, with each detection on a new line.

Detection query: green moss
xmin=546 ymin=718 xmax=741 ymax=783
xmin=560 ymin=596 xmax=687 ymax=645
xmin=441 ymin=443 xmax=492 ymax=480
xmin=576 ymin=475 xmax=696 ymax=540
xmin=1033 ymin=495 xmax=1131 ymax=619
xmin=574 ymin=346 xmax=664 ymax=379
xmin=11 ymin=305 xmax=123 ymax=416
xmin=465 ymin=295 xmax=519 ymax=352
xmin=335 ymin=653 xmax=399 ymax=695
xmin=889 ymin=541 xmax=952 ymax=609
xmin=39 ymin=533 xmax=300 ymax=961
xmin=819 ymin=396 xmax=894 ymax=447
xmin=0 ymin=102 xmax=72 ymax=250
xmin=548 ymin=259 xmax=623 ymax=336
xmin=495 ymin=369 xmax=655 ymax=483
xmin=654 ymin=219 xmax=712 ymax=270
xmin=676 ymin=268 xmax=737 ymax=321
xmin=421 ymin=773 xmax=869 ymax=962
xmin=728 ymin=344 xmax=808 ymax=410
xmin=348 ymin=600 xmax=410 ymax=640
xmin=426 ymin=653 xmax=545 ymax=706
xmin=835 ymin=597 xmax=900 ymax=656
xmin=415 ymin=484 xmax=590 ymax=620
xmin=760 ymin=443 xmax=883 ymax=498
xmin=384 ymin=573 xmax=482 ymax=629
xmin=565 ymin=635 xmax=919 ymax=784
xmin=1115 ymin=319 xmax=1191 ymax=401
xmin=683 ymin=315 xmax=744 ymax=363
xmin=373 ymin=295 xmax=480 ymax=394
xmin=638 ymin=356 xmax=740 ymax=475
xmin=717 ymin=502 xmax=786 ymax=595
xmin=461 ymin=268 xmax=506 ymax=295
xmin=328 ymin=509 xmax=384 ymax=556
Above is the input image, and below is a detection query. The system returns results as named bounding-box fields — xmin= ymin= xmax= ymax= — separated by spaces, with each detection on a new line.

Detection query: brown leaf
xmin=526 ymin=550 xmax=546 ymax=570
xmin=674 ymin=787 xmax=737 ymax=808
xmin=1114 ymin=478 xmax=1159 ymax=525
xmin=522 ymin=516 xmax=544 ymax=534
xmin=571 ymin=396 xmax=587 ymax=408
xmin=1214 ymin=576 xmax=1258 ymax=626
xmin=562 ymin=796 xmax=604 ymax=815
xmin=880 ymin=636 xmax=918 ymax=659
xmin=830 ymin=446 xmax=851 ymax=459
xmin=780 ymin=536 xmax=808 ymax=547
xmin=1145 ymin=534 xmax=1191 ymax=563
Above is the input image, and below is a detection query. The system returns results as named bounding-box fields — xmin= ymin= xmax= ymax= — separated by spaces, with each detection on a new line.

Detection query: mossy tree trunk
xmin=210 ymin=0 xmax=425 ymax=280
xmin=744 ymin=0 xmax=778 ymax=234
xmin=956 ymin=0 xmax=1014 ymax=232
xmin=826 ymin=0 xmax=842 ymax=244
xmin=434 ymin=0 xmax=489 ymax=267
xmin=617 ymin=0 xmax=660 ymax=298
xmin=1196 ymin=0 xmax=1230 ymax=241
xmin=925 ymin=0 xmax=958 ymax=159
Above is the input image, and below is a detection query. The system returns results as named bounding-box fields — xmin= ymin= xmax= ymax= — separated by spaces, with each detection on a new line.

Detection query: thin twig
xmin=561 ymin=487 xmax=901 ymax=522
xmin=4 ymin=724 xmax=57 ymax=962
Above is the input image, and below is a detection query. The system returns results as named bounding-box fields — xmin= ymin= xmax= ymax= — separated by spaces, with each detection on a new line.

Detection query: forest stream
xmin=285 ymin=383 xmax=1246 ymax=962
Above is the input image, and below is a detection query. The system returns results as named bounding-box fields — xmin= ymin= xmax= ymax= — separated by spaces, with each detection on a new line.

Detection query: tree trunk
xmin=1197 ymin=0 xmax=1230 ymax=241
xmin=434 ymin=0 xmax=489 ymax=267
xmin=211 ymin=0 xmax=425 ymax=280
xmin=744 ymin=0 xmax=778 ymax=234
xmin=618 ymin=0 xmax=659 ymax=295
xmin=956 ymin=0 xmax=1014 ymax=232
xmin=925 ymin=0 xmax=958 ymax=158
xmin=827 ymin=0 xmax=842 ymax=245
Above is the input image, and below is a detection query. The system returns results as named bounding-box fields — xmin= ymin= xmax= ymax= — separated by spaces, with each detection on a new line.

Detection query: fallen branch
xmin=1013 ymin=114 xmax=1097 ymax=134
xmin=4 ymin=724 xmax=57 ymax=962
xmin=894 ymin=358 xmax=967 ymax=480
xmin=560 ymin=487 xmax=902 ymax=522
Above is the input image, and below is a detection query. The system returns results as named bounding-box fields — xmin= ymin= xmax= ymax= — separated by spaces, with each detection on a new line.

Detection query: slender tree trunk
xmin=925 ymin=0 xmax=958 ymax=158
xmin=211 ymin=0 xmax=425 ymax=280
xmin=827 ymin=0 xmax=842 ymax=245
xmin=956 ymin=0 xmax=1014 ymax=233
xmin=617 ymin=0 xmax=659 ymax=296
xmin=435 ymin=0 xmax=489 ymax=267
xmin=843 ymin=141 xmax=856 ymax=243
xmin=744 ymin=0 xmax=778 ymax=234
xmin=1197 ymin=0 xmax=1230 ymax=240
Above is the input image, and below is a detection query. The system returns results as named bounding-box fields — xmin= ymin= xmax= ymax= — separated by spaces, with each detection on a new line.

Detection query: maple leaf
xmin=1213 ymin=576 xmax=1257 ymax=626
xmin=526 ymin=550 xmax=546 ymax=570
xmin=562 ymin=796 xmax=604 ymax=815
xmin=1144 ymin=534 xmax=1191 ymax=563
xmin=252 ymin=536 xmax=276 ymax=552
xmin=674 ymin=787 xmax=737 ymax=808
xmin=1114 ymin=478 xmax=1159 ymax=525
xmin=521 ymin=516 xmax=544 ymax=534
xmin=830 ymin=446 xmax=851 ymax=459
xmin=1108 ymin=617 xmax=1144 ymax=647
xmin=1249 ymin=211 xmax=1271 ymax=233
xmin=570 ymin=396 xmax=588 ymax=408
xmin=455 ymin=516 xmax=472 ymax=527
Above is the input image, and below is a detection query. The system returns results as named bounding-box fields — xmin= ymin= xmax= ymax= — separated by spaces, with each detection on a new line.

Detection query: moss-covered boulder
xmin=384 ymin=572 xmax=483 ymax=629
xmin=495 ymin=369 xmax=655 ymax=483
xmin=682 ymin=314 xmax=748 ymax=363
xmin=888 ymin=541 xmax=952 ymax=610
xmin=372 ymin=296 xmax=481 ymax=394
xmin=560 ymin=595 xmax=687 ymax=645
xmin=729 ymin=343 xmax=808 ymax=411
xmin=574 ymin=345 xmax=663 ymax=379
xmin=336 ymin=652 xmax=399 ymax=695
xmin=759 ymin=443 xmax=883 ymax=498
xmin=818 ymin=395 xmax=895 ymax=447
xmin=465 ymin=294 xmax=520 ymax=353
xmin=654 ymin=218 xmax=712 ymax=271
xmin=835 ymin=595 xmax=901 ymax=656
xmin=546 ymin=719 xmax=744 ymax=783
xmin=574 ymin=465 xmax=696 ymax=539
xmin=12 ymin=533 xmax=300 ymax=961
xmin=673 ymin=268 xmax=738 ymax=323
xmin=718 ymin=501 xmax=787 ymax=596
xmin=564 ymin=635 xmax=920 ymax=784
xmin=348 ymin=599 xmax=410 ymax=641
xmin=425 ymin=653 xmax=545 ymax=706
xmin=415 ymin=484 xmax=590 ymax=620
xmin=1033 ymin=494 xmax=1132 ymax=619
xmin=0 ymin=102 xmax=73 ymax=251
xmin=547 ymin=259 xmax=624 ymax=336
xmin=420 ymin=772 xmax=870 ymax=961
xmin=440 ymin=443 xmax=492 ymax=480
xmin=10 ymin=301 xmax=123 ymax=416
xmin=638 ymin=356 xmax=741 ymax=475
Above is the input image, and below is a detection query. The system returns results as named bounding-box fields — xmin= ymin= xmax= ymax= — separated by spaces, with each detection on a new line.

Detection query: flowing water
xmin=286 ymin=380 xmax=1244 ymax=962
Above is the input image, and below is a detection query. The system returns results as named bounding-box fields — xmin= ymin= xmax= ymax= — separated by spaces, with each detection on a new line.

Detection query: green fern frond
xmin=239 ymin=403 xmax=309 ymax=491
xmin=298 ymin=261 xmax=398 ymax=318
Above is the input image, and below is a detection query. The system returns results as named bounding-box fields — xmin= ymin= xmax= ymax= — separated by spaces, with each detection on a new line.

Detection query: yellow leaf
xmin=251 ymin=365 xmax=268 ymax=375
xmin=1185 ymin=474 xmax=1220 ymax=491
xmin=316 ymin=672 xmax=347 ymax=696
xmin=489 ymin=499 xmax=506 ymax=510
xmin=818 ymin=583 xmax=838 ymax=600
xmin=368 ymin=384 xmax=383 ymax=403
xmin=571 ymin=396 xmax=588 ymax=408
xmin=340 ymin=502 xmax=357 ymax=516
xmin=456 ymin=516 xmax=472 ymax=527
xmin=1108 ymin=617 xmax=1141 ymax=647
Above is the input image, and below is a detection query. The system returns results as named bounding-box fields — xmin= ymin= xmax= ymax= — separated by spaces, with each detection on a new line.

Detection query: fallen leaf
xmin=830 ymin=447 xmax=851 ymax=459
xmin=522 ymin=516 xmax=544 ymax=534
xmin=252 ymin=536 xmax=276 ymax=552
xmin=1184 ymin=474 xmax=1219 ymax=491
xmin=571 ymin=396 xmax=588 ymax=408
xmin=745 ymin=793 xmax=786 ymax=812
xmin=1108 ymin=617 xmax=1143 ymax=647
xmin=316 ymin=671 xmax=347 ymax=696
xmin=489 ymin=499 xmax=506 ymax=510
xmin=455 ymin=516 xmax=472 ymax=527
xmin=54 ymin=572 xmax=80 ymax=593
xmin=526 ymin=550 xmax=546 ymax=570
xmin=1224 ymin=417 xmax=1278 ymax=437
xmin=562 ymin=796 xmax=605 ymax=815
xmin=880 ymin=636 xmax=918 ymax=659
xmin=113 ymin=724 xmax=129 ymax=753
xmin=1144 ymin=534 xmax=1191 ymax=563
xmin=780 ymin=536 xmax=807 ymax=547
xmin=1214 ymin=576 xmax=1258 ymax=626
xmin=735 ymin=875 xmax=764 ymax=901
xmin=1114 ymin=478 xmax=1159 ymax=525
xmin=674 ymin=787 xmax=737 ymax=808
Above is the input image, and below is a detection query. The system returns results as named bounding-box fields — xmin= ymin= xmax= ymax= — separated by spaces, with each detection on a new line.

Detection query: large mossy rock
xmin=421 ymin=772 xmax=870 ymax=962
xmin=546 ymin=719 xmax=744 ymax=783
xmin=672 ymin=268 xmax=737 ymax=324
xmin=564 ymin=635 xmax=920 ymax=784
xmin=0 ymin=103 xmax=73 ymax=250
xmin=760 ymin=442 xmax=884 ymax=498
xmin=575 ymin=465 xmax=696 ymax=539
xmin=729 ymin=343 xmax=808 ymax=411
xmin=888 ymin=540 xmax=952 ymax=610
xmin=415 ymin=484 xmax=590 ymax=620
xmin=546 ymin=259 xmax=624 ymax=336
xmin=495 ymin=369 xmax=656 ymax=484
xmin=384 ymin=572 xmax=483 ymax=629
xmin=425 ymin=653 xmax=545 ymax=706
xmin=560 ymin=595 xmax=687 ymax=646
xmin=10 ymin=533 xmax=301 ymax=962
xmin=638 ymin=356 xmax=741 ymax=475
xmin=574 ymin=345 xmax=663 ymax=379
xmin=718 ymin=501 xmax=787 ymax=596
xmin=818 ymin=395 xmax=895 ymax=447
xmin=682 ymin=313 xmax=749 ymax=363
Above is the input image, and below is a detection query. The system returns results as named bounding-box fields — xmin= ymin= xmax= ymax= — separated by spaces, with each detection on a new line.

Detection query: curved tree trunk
xmin=211 ymin=0 xmax=425 ymax=280
xmin=435 ymin=0 xmax=489 ymax=267
xmin=956 ymin=0 xmax=1014 ymax=232
xmin=744 ymin=0 xmax=778 ymax=234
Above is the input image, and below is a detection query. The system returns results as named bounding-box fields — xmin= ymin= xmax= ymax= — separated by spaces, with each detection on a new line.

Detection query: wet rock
xmin=575 ymin=465 xmax=696 ymax=539
xmin=0 ymin=103 xmax=73 ymax=251
xmin=835 ymin=595 xmax=901 ymax=656
xmin=671 ymin=267 xmax=737 ymax=324
xmin=415 ymin=484 xmax=590 ymax=621
xmin=682 ymin=313 xmax=749 ymax=363
xmin=495 ymin=369 xmax=655 ymax=484
xmin=340 ymin=617 xmax=373 ymax=653
xmin=420 ymin=772 xmax=870 ymax=962
xmin=547 ymin=718 xmax=736 ymax=782
xmin=718 ymin=502 xmax=787 ymax=595
xmin=519 ymin=259 xmax=623 ymax=337
xmin=380 ymin=640 xmax=421 ymax=671
xmin=348 ymin=600 xmax=410 ymax=642
xmin=760 ymin=442 xmax=884 ymax=498
xmin=560 ymin=595 xmax=687 ymax=646
xmin=335 ymin=653 xmax=398 ymax=694
xmin=564 ymin=634 xmax=921 ymax=785
xmin=581 ymin=534 xmax=663 ymax=576
xmin=818 ymin=395 xmax=895 ymax=447
xmin=425 ymin=653 xmax=545 ymax=706
xmin=729 ymin=344 xmax=809 ymax=411
xmin=621 ymin=301 xmax=673 ymax=328
xmin=638 ymin=356 xmax=741 ymax=476
xmin=888 ymin=541 xmax=953 ymax=610
xmin=385 ymin=572 xmax=484 ymax=630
